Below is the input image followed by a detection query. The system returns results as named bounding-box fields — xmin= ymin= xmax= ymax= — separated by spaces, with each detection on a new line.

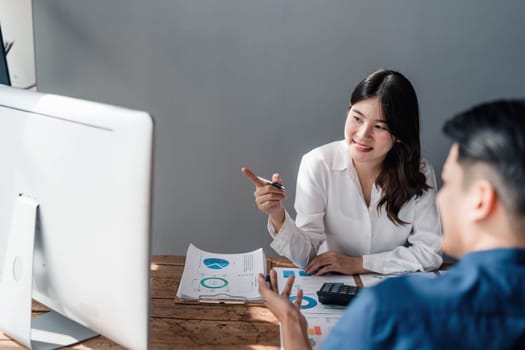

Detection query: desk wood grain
xmin=0 ymin=255 xmax=297 ymax=349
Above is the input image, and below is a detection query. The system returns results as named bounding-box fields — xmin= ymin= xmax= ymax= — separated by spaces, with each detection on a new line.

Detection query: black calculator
xmin=316 ymin=282 xmax=361 ymax=306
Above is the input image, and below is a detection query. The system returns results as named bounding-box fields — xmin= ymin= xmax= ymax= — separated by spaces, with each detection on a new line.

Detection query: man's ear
xmin=469 ymin=179 xmax=497 ymax=221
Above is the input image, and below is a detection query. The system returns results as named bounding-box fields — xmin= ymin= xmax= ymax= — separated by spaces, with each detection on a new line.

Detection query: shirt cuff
xmin=267 ymin=210 xmax=293 ymax=237
xmin=362 ymin=254 xmax=383 ymax=274
xmin=268 ymin=210 xmax=295 ymax=252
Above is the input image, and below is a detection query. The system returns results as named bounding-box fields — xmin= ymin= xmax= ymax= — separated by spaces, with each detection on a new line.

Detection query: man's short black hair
xmin=443 ymin=100 xmax=525 ymax=218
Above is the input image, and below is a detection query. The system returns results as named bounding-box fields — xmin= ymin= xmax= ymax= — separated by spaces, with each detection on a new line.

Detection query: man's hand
xmin=258 ymin=269 xmax=311 ymax=350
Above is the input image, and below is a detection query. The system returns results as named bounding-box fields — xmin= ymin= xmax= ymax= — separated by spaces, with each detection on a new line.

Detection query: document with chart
xmin=176 ymin=243 xmax=266 ymax=303
xmin=273 ymin=267 xmax=355 ymax=349
xmin=273 ymin=267 xmax=356 ymax=315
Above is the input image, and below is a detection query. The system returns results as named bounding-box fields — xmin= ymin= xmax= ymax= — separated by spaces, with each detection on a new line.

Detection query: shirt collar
xmin=332 ymin=140 xmax=350 ymax=171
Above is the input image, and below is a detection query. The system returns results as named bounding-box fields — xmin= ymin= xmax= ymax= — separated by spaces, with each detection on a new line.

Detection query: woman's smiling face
xmin=345 ymin=96 xmax=395 ymax=167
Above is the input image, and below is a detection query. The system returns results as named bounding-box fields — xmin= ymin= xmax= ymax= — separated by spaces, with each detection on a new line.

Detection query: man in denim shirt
xmin=258 ymin=100 xmax=525 ymax=349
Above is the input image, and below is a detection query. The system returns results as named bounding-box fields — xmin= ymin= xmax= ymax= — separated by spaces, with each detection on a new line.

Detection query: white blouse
xmin=268 ymin=140 xmax=443 ymax=274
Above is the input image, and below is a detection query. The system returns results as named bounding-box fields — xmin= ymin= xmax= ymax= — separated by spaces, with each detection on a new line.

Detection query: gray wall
xmin=32 ymin=1 xmax=525 ymax=256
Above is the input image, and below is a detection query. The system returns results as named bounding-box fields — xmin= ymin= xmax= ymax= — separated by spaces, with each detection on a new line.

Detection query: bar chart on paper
xmin=306 ymin=315 xmax=343 ymax=349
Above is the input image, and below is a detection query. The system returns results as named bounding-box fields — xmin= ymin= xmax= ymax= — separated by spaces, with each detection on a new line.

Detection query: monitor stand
xmin=0 ymin=195 xmax=98 ymax=349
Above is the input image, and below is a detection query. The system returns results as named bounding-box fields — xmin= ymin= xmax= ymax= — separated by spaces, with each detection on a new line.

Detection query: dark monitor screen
xmin=0 ymin=25 xmax=11 ymax=86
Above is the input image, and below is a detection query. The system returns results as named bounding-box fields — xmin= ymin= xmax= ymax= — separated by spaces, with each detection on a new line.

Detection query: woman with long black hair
xmin=243 ymin=69 xmax=442 ymax=275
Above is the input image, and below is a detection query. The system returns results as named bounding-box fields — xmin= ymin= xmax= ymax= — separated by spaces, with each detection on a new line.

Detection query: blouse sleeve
xmin=362 ymin=160 xmax=443 ymax=274
xmin=268 ymin=151 xmax=328 ymax=268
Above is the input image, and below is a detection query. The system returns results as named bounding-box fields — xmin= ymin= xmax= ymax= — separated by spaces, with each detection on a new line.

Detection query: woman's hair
xmin=350 ymin=69 xmax=430 ymax=225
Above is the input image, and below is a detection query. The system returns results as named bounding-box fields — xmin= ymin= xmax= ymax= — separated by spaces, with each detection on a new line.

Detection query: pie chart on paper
xmin=203 ymin=258 xmax=230 ymax=270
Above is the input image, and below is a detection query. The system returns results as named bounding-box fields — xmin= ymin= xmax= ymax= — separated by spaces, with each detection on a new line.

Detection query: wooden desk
xmin=0 ymin=255 xmax=305 ymax=350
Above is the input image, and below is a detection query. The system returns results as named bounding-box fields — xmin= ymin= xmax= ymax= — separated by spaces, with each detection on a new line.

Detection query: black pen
xmin=257 ymin=176 xmax=286 ymax=190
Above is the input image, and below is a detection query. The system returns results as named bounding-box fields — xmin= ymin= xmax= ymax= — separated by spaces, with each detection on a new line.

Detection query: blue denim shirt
xmin=321 ymin=249 xmax=525 ymax=349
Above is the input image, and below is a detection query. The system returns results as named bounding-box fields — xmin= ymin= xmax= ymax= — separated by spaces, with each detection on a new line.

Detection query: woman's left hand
xmin=305 ymin=251 xmax=368 ymax=276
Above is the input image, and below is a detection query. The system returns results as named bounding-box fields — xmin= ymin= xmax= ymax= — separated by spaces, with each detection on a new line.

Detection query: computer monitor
xmin=0 ymin=85 xmax=153 ymax=349
xmin=0 ymin=25 xmax=11 ymax=86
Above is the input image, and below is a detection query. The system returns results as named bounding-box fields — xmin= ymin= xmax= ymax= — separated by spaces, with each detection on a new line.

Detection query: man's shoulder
xmin=325 ymin=277 xmax=448 ymax=349
xmin=365 ymin=273 xmax=459 ymax=314
xmin=365 ymin=263 xmax=525 ymax=315
xmin=332 ymin=263 xmax=525 ymax=350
